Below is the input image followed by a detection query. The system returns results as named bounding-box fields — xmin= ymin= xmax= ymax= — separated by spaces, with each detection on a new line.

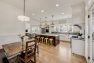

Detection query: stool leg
xmin=43 ymin=38 xmax=44 ymax=44
xmin=41 ymin=38 xmax=43 ymax=43
xmin=40 ymin=38 xmax=42 ymax=43
xmin=44 ymin=39 xmax=45 ymax=44
xmin=41 ymin=38 xmax=42 ymax=43
xmin=45 ymin=39 xmax=47 ymax=45
xmin=46 ymin=39 xmax=48 ymax=45
xmin=49 ymin=40 xmax=51 ymax=45
xmin=48 ymin=40 xmax=50 ymax=45
xmin=44 ymin=39 xmax=46 ymax=44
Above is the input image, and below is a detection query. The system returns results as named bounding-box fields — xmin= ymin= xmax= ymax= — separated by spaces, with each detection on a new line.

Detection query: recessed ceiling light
xmin=56 ymin=4 xmax=60 ymax=7
xmin=41 ymin=10 xmax=44 ymax=13
xmin=61 ymin=13 xmax=64 ymax=14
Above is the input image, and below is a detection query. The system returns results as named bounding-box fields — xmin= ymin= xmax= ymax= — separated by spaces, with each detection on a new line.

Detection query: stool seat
xmin=41 ymin=37 xmax=44 ymax=43
xmin=44 ymin=38 xmax=48 ymax=45
xmin=49 ymin=38 xmax=53 ymax=46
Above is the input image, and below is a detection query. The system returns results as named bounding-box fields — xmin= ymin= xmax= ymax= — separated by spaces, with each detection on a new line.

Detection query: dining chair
xmin=27 ymin=36 xmax=39 ymax=54
xmin=18 ymin=40 xmax=36 ymax=63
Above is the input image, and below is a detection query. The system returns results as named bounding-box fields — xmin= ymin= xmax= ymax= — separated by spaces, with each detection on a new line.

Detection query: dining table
xmin=2 ymin=38 xmax=35 ymax=61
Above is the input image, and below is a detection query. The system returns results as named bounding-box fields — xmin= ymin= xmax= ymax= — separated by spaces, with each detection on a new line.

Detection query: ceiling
xmin=1 ymin=0 xmax=84 ymax=21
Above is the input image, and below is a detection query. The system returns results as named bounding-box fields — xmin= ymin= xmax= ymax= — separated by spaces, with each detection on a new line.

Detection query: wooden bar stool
xmin=49 ymin=38 xmax=54 ymax=46
xmin=41 ymin=37 xmax=44 ymax=43
xmin=44 ymin=38 xmax=49 ymax=45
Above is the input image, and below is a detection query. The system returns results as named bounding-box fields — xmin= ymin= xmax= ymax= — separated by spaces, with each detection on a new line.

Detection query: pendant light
xmin=44 ymin=17 xmax=48 ymax=28
xmin=17 ymin=0 xmax=30 ymax=21
xmin=40 ymin=18 xmax=42 ymax=28
xmin=51 ymin=15 xmax=54 ymax=26
xmin=56 ymin=0 xmax=60 ymax=7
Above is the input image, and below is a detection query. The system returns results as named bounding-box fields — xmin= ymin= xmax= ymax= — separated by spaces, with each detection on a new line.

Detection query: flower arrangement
xmin=18 ymin=33 xmax=25 ymax=50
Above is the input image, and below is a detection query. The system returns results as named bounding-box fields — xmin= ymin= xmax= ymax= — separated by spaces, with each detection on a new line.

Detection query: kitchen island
xmin=36 ymin=34 xmax=60 ymax=46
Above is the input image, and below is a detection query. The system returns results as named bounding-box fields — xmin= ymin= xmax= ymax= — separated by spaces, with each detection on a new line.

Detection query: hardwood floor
xmin=0 ymin=42 xmax=86 ymax=63
xmin=36 ymin=42 xmax=86 ymax=63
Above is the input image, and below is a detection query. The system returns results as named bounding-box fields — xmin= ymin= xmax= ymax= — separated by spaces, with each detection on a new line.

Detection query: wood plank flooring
xmin=0 ymin=42 xmax=86 ymax=63
xmin=36 ymin=42 xmax=86 ymax=63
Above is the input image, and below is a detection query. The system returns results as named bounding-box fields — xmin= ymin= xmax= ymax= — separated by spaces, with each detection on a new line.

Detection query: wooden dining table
xmin=2 ymin=38 xmax=35 ymax=60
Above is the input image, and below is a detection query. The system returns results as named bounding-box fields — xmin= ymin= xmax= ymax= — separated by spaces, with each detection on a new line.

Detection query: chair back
xmin=25 ymin=40 xmax=36 ymax=59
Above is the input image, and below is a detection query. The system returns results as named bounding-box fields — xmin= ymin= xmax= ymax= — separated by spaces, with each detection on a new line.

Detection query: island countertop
xmin=37 ymin=33 xmax=59 ymax=36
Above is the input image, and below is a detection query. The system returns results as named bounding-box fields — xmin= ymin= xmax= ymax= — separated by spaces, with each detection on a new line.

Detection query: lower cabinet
xmin=71 ymin=38 xmax=85 ymax=56
xmin=59 ymin=34 xmax=71 ymax=42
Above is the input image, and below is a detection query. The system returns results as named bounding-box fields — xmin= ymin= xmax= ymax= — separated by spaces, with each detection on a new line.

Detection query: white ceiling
xmin=1 ymin=0 xmax=84 ymax=21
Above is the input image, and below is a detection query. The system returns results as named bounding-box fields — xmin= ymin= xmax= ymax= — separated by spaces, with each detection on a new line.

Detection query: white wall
xmin=72 ymin=3 xmax=85 ymax=24
xmin=0 ymin=1 xmax=25 ymax=49
xmin=85 ymin=0 xmax=94 ymax=9
xmin=71 ymin=2 xmax=85 ymax=28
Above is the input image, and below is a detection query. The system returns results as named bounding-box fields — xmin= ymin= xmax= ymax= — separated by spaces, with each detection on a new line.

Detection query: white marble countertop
xmin=37 ymin=33 xmax=59 ymax=36
xmin=72 ymin=38 xmax=85 ymax=41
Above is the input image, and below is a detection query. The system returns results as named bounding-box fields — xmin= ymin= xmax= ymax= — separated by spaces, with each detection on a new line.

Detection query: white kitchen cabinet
xmin=59 ymin=34 xmax=71 ymax=42
xmin=72 ymin=38 xmax=85 ymax=56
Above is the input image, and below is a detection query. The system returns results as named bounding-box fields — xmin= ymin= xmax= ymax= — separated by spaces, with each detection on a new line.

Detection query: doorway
xmin=88 ymin=3 xmax=94 ymax=63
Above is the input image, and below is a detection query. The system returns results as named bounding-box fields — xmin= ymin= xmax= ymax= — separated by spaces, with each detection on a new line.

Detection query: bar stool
xmin=49 ymin=38 xmax=54 ymax=46
xmin=44 ymin=38 xmax=49 ymax=45
xmin=40 ymin=37 xmax=44 ymax=43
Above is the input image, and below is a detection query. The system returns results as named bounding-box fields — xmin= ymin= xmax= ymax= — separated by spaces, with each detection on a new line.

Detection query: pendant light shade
xmin=44 ymin=17 xmax=49 ymax=28
xmin=40 ymin=18 xmax=42 ymax=28
xmin=17 ymin=16 xmax=30 ymax=22
xmin=17 ymin=0 xmax=30 ymax=22
xmin=51 ymin=15 xmax=54 ymax=25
